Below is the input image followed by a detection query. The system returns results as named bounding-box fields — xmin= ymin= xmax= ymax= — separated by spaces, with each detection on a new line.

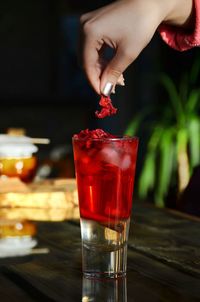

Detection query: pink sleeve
xmin=158 ymin=0 xmax=200 ymax=51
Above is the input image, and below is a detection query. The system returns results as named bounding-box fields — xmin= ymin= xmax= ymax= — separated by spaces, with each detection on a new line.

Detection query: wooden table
xmin=0 ymin=203 xmax=200 ymax=302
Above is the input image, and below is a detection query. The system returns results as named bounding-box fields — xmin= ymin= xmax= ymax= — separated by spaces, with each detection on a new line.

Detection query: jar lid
xmin=0 ymin=135 xmax=38 ymax=157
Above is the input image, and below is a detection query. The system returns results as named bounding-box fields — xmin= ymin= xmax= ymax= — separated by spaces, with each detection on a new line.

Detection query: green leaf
xmin=160 ymin=74 xmax=185 ymax=125
xmin=138 ymin=151 xmax=156 ymax=199
xmin=176 ymin=128 xmax=188 ymax=154
xmin=138 ymin=126 xmax=163 ymax=200
xmin=148 ymin=126 xmax=163 ymax=150
xmin=124 ymin=114 xmax=143 ymax=136
xmin=124 ymin=109 xmax=150 ymax=136
xmin=187 ymin=116 xmax=200 ymax=169
xmin=185 ymin=89 xmax=200 ymax=114
xmin=179 ymin=73 xmax=188 ymax=104
xmin=176 ymin=128 xmax=190 ymax=192
xmin=154 ymin=128 xmax=175 ymax=207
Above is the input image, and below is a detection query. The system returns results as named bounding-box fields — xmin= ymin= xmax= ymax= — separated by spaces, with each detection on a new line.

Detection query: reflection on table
xmin=82 ymin=276 xmax=127 ymax=302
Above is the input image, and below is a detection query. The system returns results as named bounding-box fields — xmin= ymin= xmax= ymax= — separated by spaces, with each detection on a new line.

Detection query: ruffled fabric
xmin=158 ymin=0 xmax=200 ymax=51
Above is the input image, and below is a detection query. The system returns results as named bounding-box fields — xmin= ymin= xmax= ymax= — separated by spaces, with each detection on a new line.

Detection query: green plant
xmin=125 ymin=60 xmax=200 ymax=207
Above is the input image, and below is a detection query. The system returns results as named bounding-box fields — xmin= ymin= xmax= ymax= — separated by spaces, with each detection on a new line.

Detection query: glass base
xmin=80 ymin=218 xmax=130 ymax=279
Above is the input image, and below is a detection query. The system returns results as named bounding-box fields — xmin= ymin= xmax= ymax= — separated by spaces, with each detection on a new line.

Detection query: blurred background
xmin=0 ymin=0 xmax=200 ymax=214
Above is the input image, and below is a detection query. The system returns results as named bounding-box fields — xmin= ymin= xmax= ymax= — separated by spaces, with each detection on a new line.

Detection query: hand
xmin=80 ymin=0 xmax=193 ymax=95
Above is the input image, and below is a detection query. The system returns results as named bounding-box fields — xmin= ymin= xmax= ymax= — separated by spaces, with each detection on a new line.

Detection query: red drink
xmin=73 ymin=131 xmax=138 ymax=278
xmin=73 ymin=136 xmax=138 ymax=222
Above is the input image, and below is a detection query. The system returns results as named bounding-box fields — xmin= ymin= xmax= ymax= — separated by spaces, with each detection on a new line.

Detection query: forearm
xmin=163 ymin=0 xmax=194 ymax=28
xmin=159 ymin=0 xmax=200 ymax=51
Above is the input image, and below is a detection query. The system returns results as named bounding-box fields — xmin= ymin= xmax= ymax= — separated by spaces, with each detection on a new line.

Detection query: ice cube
xmin=121 ymin=154 xmax=131 ymax=170
xmin=100 ymin=147 xmax=120 ymax=167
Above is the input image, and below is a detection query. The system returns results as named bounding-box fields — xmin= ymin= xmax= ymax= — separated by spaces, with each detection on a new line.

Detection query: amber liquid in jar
xmin=0 ymin=156 xmax=37 ymax=183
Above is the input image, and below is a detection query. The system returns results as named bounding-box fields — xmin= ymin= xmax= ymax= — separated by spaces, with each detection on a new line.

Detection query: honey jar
xmin=0 ymin=135 xmax=38 ymax=183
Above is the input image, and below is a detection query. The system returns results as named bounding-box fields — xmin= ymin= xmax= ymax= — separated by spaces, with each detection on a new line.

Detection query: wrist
xmin=163 ymin=0 xmax=194 ymax=29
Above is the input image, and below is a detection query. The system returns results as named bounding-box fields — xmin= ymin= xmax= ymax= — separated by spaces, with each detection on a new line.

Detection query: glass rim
xmin=72 ymin=135 xmax=139 ymax=142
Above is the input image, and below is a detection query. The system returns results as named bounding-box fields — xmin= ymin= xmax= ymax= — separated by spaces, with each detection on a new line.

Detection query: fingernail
xmin=102 ymin=82 xmax=113 ymax=96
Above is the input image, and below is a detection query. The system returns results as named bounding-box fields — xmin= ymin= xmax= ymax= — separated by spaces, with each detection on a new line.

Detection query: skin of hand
xmin=80 ymin=0 xmax=194 ymax=95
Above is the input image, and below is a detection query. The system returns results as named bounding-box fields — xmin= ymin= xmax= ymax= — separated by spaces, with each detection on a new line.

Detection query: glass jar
xmin=0 ymin=135 xmax=38 ymax=183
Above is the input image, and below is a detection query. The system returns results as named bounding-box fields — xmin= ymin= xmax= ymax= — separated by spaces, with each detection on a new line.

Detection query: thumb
xmin=100 ymin=46 xmax=135 ymax=96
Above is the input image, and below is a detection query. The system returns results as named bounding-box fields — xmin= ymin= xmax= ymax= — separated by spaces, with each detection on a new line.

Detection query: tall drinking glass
xmin=73 ymin=136 xmax=138 ymax=278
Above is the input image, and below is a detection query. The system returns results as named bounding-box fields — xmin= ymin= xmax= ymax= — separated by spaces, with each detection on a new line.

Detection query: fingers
xmin=82 ymin=40 xmax=101 ymax=94
xmin=96 ymin=57 xmax=125 ymax=94
xmin=82 ymin=38 xmax=131 ymax=96
xmin=80 ymin=7 xmax=136 ymax=96
xmin=100 ymin=45 xmax=136 ymax=96
xmin=80 ymin=20 xmax=103 ymax=94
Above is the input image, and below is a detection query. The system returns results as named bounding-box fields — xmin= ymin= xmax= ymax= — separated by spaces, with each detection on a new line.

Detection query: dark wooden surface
xmin=0 ymin=203 xmax=200 ymax=302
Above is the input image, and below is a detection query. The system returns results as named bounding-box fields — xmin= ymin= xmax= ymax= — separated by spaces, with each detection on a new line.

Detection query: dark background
xmin=0 ymin=0 xmax=198 ymax=178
